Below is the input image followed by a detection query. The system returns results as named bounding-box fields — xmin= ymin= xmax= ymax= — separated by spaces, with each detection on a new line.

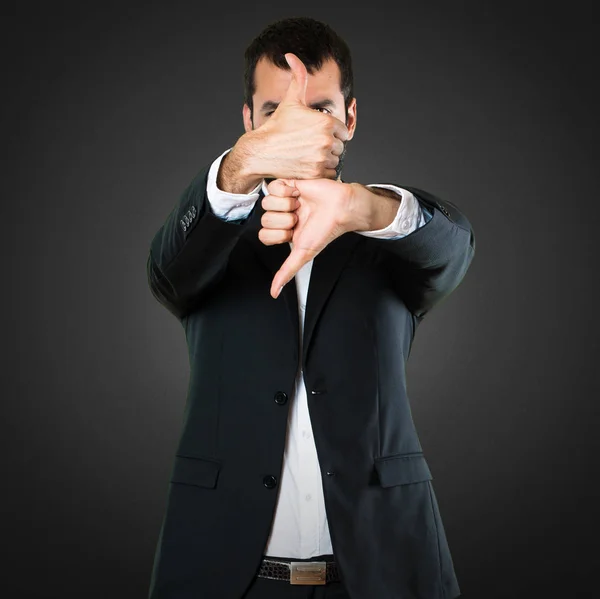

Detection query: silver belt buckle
xmin=289 ymin=561 xmax=327 ymax=585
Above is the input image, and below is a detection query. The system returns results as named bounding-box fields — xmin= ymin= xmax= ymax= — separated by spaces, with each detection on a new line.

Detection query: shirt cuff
xmin=206 ymin=147 xmax=263 ymax=221
xmin=356 ymin=184 xmax=427 ymax=239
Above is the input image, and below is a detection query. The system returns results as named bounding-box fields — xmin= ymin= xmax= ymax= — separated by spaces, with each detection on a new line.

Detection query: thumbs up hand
xmin=246 ymin=53 xmax=349 ymax=181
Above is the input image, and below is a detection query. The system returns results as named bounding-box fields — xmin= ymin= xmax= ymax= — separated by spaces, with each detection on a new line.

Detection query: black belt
xmin=257 ymin=556 xmax=340 ymax=585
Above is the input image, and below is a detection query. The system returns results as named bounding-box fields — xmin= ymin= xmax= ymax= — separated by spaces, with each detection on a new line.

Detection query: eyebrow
xmin=260 ymin=98 xmax=336 ymax=113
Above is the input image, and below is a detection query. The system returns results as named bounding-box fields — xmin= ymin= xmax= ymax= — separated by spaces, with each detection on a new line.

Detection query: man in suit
xmin=146 ymin=16 xmax=475 ymax=599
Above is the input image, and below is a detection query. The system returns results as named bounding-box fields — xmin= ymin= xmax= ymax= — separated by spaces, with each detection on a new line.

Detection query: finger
xmin=271 ymin=247 xmax=316 ymax=299
xmin=261 ymin=211 xmax=298 ymax=230
xmin=331 ymin=117 xmax=349 ymax=142
xmin=267 ymin=178 xmax=301 ymax=198
xmin=258 ymin=227 xmax=293 ymax=246
xmin=299 ymin=167 xmax=337 ymax=180
xmin=282 ymin=53 xmax=308 ymax=106
xmin=320 ymin=168 xmax=339 ymax=180
xmin=330 ymin=137 xmax=345 ymax=157
xmin=262 ymin=195 xmax=299 ymax=212
xmin=311 ymin=162 xmax=339 ymax=180
xmin=324 ymin=153 xmax=340 ymax=170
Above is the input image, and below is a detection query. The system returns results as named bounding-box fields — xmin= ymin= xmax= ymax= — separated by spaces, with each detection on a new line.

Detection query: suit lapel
xmin=301 ymin=232 xmax=361 ymax=364
xmin=246 ymin=186 xmax=362 ymax=365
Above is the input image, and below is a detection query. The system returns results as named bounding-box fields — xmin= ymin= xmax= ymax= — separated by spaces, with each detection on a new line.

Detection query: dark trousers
xmin=241 ymin=554 xmax=351 ymax=599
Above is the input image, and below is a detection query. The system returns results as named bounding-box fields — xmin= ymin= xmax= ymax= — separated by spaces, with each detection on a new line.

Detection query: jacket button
xmin=274 ymin=391 xmax=288 ymax=405
xmin=263 ymin=475 xmax=277 ymax=488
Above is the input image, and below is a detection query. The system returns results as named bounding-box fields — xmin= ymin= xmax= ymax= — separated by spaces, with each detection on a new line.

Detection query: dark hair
xmin=243 ymin=17 xmax=354 ymax=121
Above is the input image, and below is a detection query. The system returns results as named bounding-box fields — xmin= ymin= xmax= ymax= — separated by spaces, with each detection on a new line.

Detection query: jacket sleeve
xmin=366 ymin=185 xmax=476 ymax=320
xmin=146 ymin=160 xmax=259 ymax=320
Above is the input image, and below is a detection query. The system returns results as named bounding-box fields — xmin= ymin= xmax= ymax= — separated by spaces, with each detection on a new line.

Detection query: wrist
xmin=346 ymin=183 xmax=376 ymax=232
xmin=217 ymin=134 xmax=263 ymax=194
xmin=348 ymin=183 xmax=401 ymax=231
xmin=237 ymin=128 xmax=270 ymax=181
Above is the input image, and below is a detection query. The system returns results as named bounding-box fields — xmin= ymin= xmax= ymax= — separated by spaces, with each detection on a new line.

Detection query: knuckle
xmin=320 ymin=112 xmax=332 ymax=125
xmin=318 ymin=134 xmax=331 ymax=150
xmin=324 ymin=117 xmax=336 ymax=132
xmin=310 ymin=165 xmax=321 ymax=178
xmin=318 ymin=124 xmax=331 ymax=139
xmin=276 ymin=180 xmax=287 ymax=193
xmin=316 ymin=157 xmax=330 ymax=173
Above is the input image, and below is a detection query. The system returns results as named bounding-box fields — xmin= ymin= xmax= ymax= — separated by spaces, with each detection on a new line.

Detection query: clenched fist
xmin=259 ymin=179 xmax=301 ymax=246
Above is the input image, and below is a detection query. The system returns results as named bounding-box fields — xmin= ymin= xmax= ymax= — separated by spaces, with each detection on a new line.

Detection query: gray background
xmin=3 ymin=1 xmax=598 ymax=597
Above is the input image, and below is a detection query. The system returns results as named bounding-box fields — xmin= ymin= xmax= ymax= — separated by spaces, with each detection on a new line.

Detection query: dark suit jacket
xmin=145 ymin=157 xmax=475 ymax=599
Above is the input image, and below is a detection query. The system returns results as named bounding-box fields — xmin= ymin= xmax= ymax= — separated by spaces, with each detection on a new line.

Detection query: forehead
xmin=253 ymin=56 xmax=343 ymax=101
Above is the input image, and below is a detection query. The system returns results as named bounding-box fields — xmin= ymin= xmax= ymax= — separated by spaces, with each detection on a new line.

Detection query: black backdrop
xmin=3 ymin=1 xmax=598 ymax=598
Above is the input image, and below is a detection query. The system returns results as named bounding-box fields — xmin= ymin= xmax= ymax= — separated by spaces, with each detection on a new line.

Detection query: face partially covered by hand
xmin=247 ymin=53 xmax=351 ymax=181
xmin=260 ymin=177 xmax=353 ymax=299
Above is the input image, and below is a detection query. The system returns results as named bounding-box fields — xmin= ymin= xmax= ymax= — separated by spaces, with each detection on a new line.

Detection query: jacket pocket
xmin=374 ymin=452 xmax=432 ymax=487
xmin=171 ymin=454 xmax=222 ymax=489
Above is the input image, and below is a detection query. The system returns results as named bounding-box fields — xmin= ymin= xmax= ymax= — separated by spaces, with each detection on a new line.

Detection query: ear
xmin=242 ymin=103 xmax=253 ymax=133
xmin=345 ymin=97 xmax=357 ymax=141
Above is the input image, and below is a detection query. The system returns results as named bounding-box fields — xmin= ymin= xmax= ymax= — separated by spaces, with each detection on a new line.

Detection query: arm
xmin=348 ymin=183 xmax=475 ymax=319
xmin=146 ymin=139 xmax=262 ymax=320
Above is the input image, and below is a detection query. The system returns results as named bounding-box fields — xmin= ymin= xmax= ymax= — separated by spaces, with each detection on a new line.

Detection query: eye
xmin=264 ymin=107 xmax=331 ymax=117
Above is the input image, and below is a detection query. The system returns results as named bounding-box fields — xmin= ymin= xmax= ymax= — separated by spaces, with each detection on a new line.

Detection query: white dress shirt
xmin=205 ymin=147 xmax=430 ymax=558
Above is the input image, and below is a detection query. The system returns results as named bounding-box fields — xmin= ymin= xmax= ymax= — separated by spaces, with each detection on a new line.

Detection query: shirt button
xmin=305 ymin=494 xmax=312 ymax=501
xmin=402 ymin=218 xmax=411 ymax=230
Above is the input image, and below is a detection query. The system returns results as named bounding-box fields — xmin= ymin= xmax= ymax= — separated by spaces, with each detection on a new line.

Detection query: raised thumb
xmin=282 ymin=53 xmax=308 ymax=106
